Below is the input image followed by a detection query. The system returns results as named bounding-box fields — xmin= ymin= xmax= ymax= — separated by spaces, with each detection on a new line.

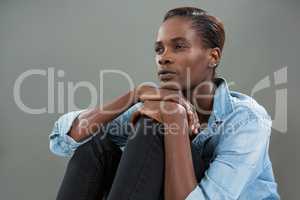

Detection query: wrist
xmin=131 ymin=88 xmax=139 ymax=103
xmin=160 ymin=102 xmax=187 ymax=122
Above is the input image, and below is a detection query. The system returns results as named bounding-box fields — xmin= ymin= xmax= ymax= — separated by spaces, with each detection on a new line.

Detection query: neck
xmin=183 ymin=79 xmax=216 ymax=125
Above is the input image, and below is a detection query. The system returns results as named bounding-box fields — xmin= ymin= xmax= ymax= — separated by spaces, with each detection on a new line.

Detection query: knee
xmin=128 ymin=116 xmax=164 ymax=140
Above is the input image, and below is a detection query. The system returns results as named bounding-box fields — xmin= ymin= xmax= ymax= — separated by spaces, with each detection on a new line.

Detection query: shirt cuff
xmin=49 ymin=109 xmax=92 ymax=157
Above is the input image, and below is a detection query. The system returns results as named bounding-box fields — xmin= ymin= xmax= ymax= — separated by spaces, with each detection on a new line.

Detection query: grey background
xmin=0 ymin=0 xmax=299 ymax=199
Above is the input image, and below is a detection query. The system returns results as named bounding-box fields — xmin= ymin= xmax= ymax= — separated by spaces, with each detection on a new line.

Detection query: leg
xmin=107 ymin=116 xmax=165 ymax=200
xmin=56 ymin=133 xmax=122 ymax=200
xmin=107 ymin=116 xmax=206 ymax=200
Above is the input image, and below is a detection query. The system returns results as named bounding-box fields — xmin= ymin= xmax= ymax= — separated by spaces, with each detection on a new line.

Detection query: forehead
xmin=156 ymin=17 xmax=200 ymax=44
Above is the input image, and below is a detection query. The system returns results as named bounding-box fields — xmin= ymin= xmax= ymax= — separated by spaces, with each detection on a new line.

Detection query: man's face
xmin=155 ymin=17 xmax=212 ymax=91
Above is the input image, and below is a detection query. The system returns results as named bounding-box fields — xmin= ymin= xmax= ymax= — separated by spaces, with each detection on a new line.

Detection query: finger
xmin=192 ymin=112 xmax=199 ymax=133
xmin=187 ymin=110 xmax=195 ymax=132
xmin=162 ymin=92 xmax=181 ymax=104
xmin=189 ymin=111 xmax=198 ymax=134
xmin=140 ymin=94 xmax=161 ymax=101
xmin=186 ymin=109 xmax=192 ymax=123
xmin=193 ymin=115 xmax=201 ymax=134
xmin=140 ymin=88 xmax=179 ymax=103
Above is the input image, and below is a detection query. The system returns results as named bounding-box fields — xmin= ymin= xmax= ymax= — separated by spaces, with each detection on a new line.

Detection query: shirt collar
xmin=207 ymin=77 xmax=234 ymax=126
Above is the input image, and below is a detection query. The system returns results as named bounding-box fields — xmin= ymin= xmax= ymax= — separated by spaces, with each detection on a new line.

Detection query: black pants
xmin=56 ymin=116 xmax=206 ymax=200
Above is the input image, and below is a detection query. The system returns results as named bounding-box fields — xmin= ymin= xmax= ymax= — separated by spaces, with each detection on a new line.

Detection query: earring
xmin=209 ymin=63 xmax=217 ymax=68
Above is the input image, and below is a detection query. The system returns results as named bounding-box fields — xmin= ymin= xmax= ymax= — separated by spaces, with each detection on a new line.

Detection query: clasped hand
xmin=131 ymin=84 xmax=201 ymax=135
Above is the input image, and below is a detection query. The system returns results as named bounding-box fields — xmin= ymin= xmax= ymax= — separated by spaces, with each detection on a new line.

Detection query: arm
xmin=161 ymin=102 xmax=198 ymax=200
xmin=49 ymin=89 xmax=141 ymax=157
xmin=161 ymin=103 xmax=272 ymax=200
xmin=69 ymin=90 xmax=136 ymax=142
xmin=49 ymin=84 xmax=174 ymax=157
xmin=69 ymin=84 xmax=182 ymax=141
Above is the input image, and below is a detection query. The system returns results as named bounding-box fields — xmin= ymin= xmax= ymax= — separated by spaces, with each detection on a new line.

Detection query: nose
xmin=158 ymin=57 xmax=172 ymax=65
xmin=156 ymin=47 xmax=174 ymax=66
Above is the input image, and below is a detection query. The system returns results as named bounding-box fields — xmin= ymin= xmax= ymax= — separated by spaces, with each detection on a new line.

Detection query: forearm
xmin=69 ymin=90 xmax=136 ymax=142
xmin=163 ymin=117 xmax=198 ymax=200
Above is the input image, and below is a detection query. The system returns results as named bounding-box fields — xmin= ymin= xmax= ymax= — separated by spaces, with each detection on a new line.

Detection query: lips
xmin=158 ymin=69 xmax=176 ymax=81
xmin=158 ymin=69 xmax=176 ymax=76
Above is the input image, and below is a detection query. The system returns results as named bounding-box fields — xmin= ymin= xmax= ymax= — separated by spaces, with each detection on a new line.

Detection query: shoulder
xmin=219 ymin=90 xmax=272 ymax=137
xmin=214 ymin=91 xmax=272 ymax=165
xmin=231 ymin=91 xmax=271 ymax=123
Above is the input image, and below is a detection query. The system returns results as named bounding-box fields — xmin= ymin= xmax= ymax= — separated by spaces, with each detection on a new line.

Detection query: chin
xmin=159 ymin=81 xmax=183 ymax=90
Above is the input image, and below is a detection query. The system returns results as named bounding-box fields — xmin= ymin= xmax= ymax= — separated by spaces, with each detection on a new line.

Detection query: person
xmin=49 ymin=7 xmax=280 ymax=200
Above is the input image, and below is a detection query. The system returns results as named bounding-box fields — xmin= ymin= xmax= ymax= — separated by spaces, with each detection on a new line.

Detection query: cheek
xmin=184 ymin=53 xmax=210 ymax=84
xmin=187 ymin=54 xmax=208 ymax=74
xmin=193 ymin=50 xmax=209 ymax=66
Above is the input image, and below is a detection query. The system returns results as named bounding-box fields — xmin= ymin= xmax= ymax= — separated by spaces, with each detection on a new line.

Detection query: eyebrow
xmin=155 ymin=37 xmax=189 ymax=46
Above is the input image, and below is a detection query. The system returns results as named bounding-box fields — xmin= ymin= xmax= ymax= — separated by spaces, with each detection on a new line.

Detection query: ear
xmin=208 ymin=47 xmax=221 ymax=67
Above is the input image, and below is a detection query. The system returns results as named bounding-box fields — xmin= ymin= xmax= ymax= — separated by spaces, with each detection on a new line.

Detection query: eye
xmin=174 ymin=43 xmax=187 ymax=51
xmin=154 ymin=45 xmax=164 ymax=55
xmin=175 ymin=44 xmax=183 ymax=49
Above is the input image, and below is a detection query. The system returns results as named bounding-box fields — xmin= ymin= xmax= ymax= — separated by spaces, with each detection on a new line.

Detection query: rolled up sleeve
xmin=49 ymin=103 xmax=144 ymax=157
xmin=49 ymin=109 xmax=91 ymax=157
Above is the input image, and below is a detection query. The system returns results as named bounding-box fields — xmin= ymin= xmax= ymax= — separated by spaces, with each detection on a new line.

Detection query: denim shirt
xmin=49 ymin=78 xmax=280 ymax=199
